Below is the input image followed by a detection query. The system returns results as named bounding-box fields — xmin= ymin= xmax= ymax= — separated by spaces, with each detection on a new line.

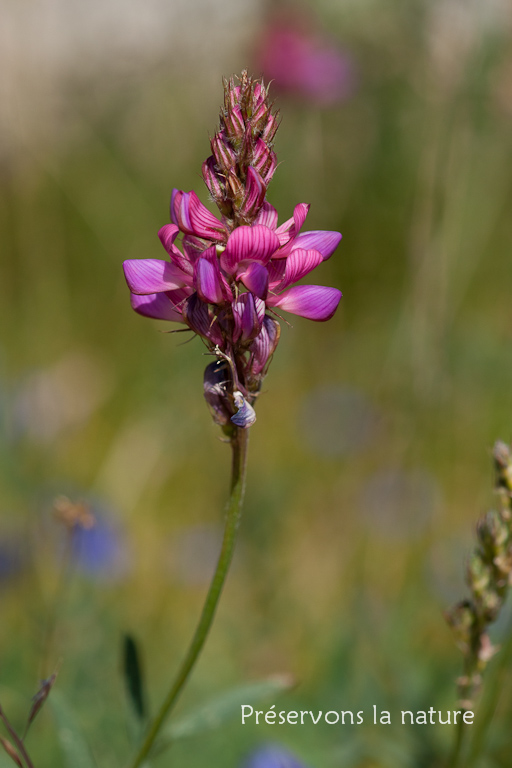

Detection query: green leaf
xmin=155 ymin=674 xmax=293 ymax=754
xmin=50 ymin=689 xmax=98 ymax=768
xmin=123 ymin=634 xmax=147 ymax=722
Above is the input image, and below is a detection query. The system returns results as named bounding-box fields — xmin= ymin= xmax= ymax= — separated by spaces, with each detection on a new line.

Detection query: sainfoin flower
xmin=254 ymin=9 xmax=355 ymax=106
xmin=123 ymin=72 xmax=342 ymax=429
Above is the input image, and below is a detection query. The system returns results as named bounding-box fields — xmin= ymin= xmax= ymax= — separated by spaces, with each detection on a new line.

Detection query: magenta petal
xmin=233 ymin=293 xmax=265 ymax=342
xmin=268 ymin=259 xmax=286 ymax=289
xmin=292 ymin=203 xmax=310 ymax=234
xmin=275 ymin=202 xmax=310 ymax=246
xmin=158 ymin=223 xmax=180 ymax=251
xmin=183 ymin=293 xmax=224 ymax=345
xmin=195 ymin=247 xmax=226 ymax=304
xmin=239 ymin=262 xmax=269 ymax=300
xmin=267 ymin=285 xmax=342 ymax=320
xmin=249 ymin=315 xmax=281 ymax=375
xmin=123 ymin=259 xmax=188 ymax=295
xmin=171 ymin=190 xmax=192 ymax=231
xmin=278 ymin=248 xmax=324 ymax=290
xmin=188 ymin=191 xmax=227 ymax=242
xmin=254 ymin=202 xmax=279 ymax=230
xmin=130 ymin=292 xmax=184 ymax=322
xmin=292 ymin=230 xmax=342 ymax=260
xmin=239 ymin=167 xmax=266 ymax=220
xmin=221 ymin=226 xmax=280 ymax=274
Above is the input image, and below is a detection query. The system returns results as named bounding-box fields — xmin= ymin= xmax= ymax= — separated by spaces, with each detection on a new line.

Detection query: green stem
xmin=127 ymin=427 xmax=249 ymax=768
xmin=447 ymin=716 xmax=466 ymax=768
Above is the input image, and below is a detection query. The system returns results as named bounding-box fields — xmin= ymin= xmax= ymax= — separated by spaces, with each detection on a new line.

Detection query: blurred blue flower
xmin=54 ymin=497 xmax=131 ymax=580
xmin=242 ymin=745 xmax=310 ymax=768
xmin=0 ymin=535 xmax=27 ymax=582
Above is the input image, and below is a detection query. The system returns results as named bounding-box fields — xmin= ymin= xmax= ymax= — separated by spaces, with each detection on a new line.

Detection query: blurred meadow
xmin=2 ymin=0 xmax=512 ymax=766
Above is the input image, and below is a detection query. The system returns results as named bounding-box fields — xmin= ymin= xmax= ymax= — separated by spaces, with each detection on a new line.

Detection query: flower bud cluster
xmin=445 ymin=440 xmax=512 ymax=708
xmin=202 ymin=70 xmax=278 ymax=227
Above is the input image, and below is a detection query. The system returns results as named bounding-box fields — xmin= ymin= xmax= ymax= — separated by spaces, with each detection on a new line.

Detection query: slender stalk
xmin=447 ymin=716 xmax=465 ymax=768
xmin=127 ymin=427 xmax=249 ymax=768
xmin=0 ymin=706 xmax=35 ymax=768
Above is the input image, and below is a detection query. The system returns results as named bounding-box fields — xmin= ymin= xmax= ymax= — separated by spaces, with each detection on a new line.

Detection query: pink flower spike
xmin=194 ymin=247 xmax=231 ymax=305
xmin=292 ymin=230 xmax=342 ymax=260
xmin=130 ymin=292 xmax=185 ymax=322
xmin=221 ymin=225 xmax=280 ymax=274
xmin=239 ymin=262 xmax=269 ymax=300
xmin=123 ymin=259 xmax=190 ymax=295
xmin=267 ymin=284 xmax=342 ymax=320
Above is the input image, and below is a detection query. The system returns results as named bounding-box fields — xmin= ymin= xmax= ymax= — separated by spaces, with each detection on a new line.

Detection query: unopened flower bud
xmin=203 ymin=360 xmax=232 ymax=426
xmin=231 ymin=391 xmax=256 ymax=428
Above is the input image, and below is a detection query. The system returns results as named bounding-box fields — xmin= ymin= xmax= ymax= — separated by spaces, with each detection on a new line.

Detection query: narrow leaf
xmin=50 ymin=690 xmax=98 ymax=768
xmin=123 ymin=634 xmax=146 ymax=721
xmin=156 ymin=675 xmax=293 ymax=753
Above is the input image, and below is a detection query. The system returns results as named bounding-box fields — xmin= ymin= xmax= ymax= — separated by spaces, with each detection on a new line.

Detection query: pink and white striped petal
xmin=278 ymin=248 xmax=324 ymax=290
xmin=171 ymin=188 xmax=227 ymax=242
xmin=254 ymin=202 xmax=279 ymax=230
xmin=267 ymin=285 xmax=342 ymax=321
xmin=221 ymin=226 xmax=280 ymax=274
xmin=123 ymin=259 xmax=190 ymax=295
xmin=275 ymin=203 xmax=310 ymax=247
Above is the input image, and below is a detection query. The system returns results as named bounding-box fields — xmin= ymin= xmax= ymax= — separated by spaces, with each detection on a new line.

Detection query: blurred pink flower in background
xmin=254 ymin=8 xmax=355 ymax=106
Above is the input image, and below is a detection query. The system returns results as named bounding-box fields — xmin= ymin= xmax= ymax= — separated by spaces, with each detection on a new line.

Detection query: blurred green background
xmin=2 ymin=0 xmax=512 ymax=766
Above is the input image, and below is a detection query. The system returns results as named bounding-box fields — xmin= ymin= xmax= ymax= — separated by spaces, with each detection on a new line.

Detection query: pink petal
xmin=183 ymin=293 xmax=224 ymax=345
xmin=158 ymin=224 xmax=194 ymax=275
xmin=188 ymin=191 xmax=227 ymax=242
xmin=278 ymin=248 xmax=324 ymax=290
xmin=130 ymin=292 xmax=184 ymax=322
xmin=249 ymin=315 xmax=281 ymax=375
xmin=292 ymin=203 xmax=310 ymax=234
xmin=221 ymin=226 xmax=280 ymax=274
xmin=268 ymin=259 xmax=286 ymax=290
xmin=233 ymin=293 xmax=265 ymax=342
xmin=254 ymin=202 xmax=279 ymax=230
xmin=158 ymin=223 xmax=180 ymax=251
xmin=267 ymin=285 xmax=342 ymax=321
xmin=123 ymin=259 xmax=189 ymax=295
xmin=194 ymin=247 xmax=231 ymax=305
xmin=239 ymin=262 xmax=269 ymax=300
xmin=239 ymin=167 xmax=266 ymax=220
xmin=171 ymin=188 xmax=226 ymax=242
xmin=292 ymin=230 xmax=342 ymax=260
xmin=275 ymin=203 xmax=310 ymax=247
